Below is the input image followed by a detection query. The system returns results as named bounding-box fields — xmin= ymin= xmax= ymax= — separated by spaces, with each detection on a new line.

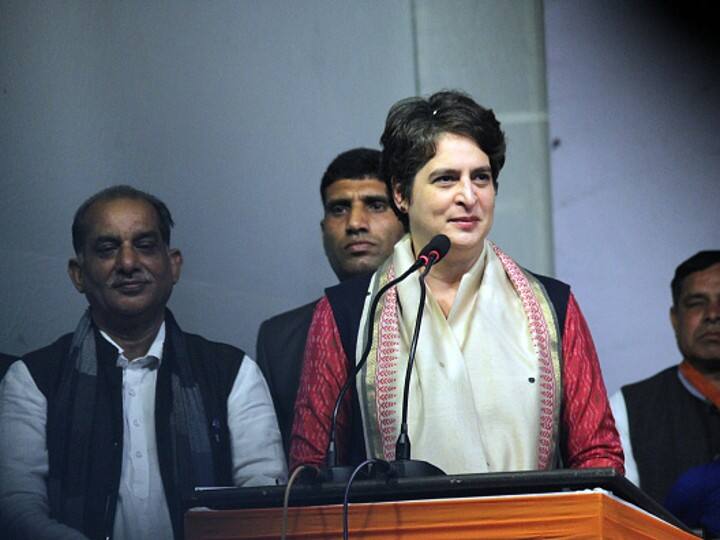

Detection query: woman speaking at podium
xmin=289 ymin=90 xmax=623 ymax=476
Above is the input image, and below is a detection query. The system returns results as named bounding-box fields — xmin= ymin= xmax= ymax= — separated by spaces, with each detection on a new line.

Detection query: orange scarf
xmin=679 ymin=360 xmax=720 ymax=409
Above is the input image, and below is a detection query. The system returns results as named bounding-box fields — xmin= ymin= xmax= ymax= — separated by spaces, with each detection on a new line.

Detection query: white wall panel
xmin=545 ymin=1 xmax=720 ymax=393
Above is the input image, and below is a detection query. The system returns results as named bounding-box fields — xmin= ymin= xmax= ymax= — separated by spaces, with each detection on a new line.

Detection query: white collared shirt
xmin=0 ymin=325 xmax=287 ymax=540
xmin=101 ymin=324 xmax=173 ymax=540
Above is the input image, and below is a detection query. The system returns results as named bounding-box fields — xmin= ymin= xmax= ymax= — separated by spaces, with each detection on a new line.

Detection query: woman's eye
xmin=434 ymin=176 xmax=455 ymax=184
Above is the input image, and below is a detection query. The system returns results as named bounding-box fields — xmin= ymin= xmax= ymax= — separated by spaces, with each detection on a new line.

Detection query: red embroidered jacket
xmin=289 ymin=293 xmax=624 ymax=474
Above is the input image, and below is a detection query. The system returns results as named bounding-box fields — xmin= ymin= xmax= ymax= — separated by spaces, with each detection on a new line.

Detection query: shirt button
xmin=128 ymin=389 xmax=136 ymax=397
xmin=135 ymin=451 xmax=142 ymax=458
xmin=133 ymin=419 xmax=140 ymax=427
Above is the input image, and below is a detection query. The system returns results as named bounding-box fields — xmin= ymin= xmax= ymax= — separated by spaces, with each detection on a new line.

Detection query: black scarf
xmin=46 ymin=310 xmax=215 ymax=534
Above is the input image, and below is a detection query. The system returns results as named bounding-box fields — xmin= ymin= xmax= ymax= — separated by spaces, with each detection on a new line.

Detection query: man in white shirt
xmin=0 ymin=185 xmax=286 ymax=540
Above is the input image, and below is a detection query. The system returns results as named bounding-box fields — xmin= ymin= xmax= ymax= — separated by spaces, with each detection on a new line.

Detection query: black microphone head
xmin=418 ymin=234 xmax=451 ymax=265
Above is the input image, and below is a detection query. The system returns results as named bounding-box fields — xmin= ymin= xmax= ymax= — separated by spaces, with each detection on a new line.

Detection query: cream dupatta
xmin=355 ymin=235 xmax=562 ymax=473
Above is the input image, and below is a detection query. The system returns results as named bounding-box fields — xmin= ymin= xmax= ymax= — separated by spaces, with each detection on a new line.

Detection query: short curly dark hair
xmin=72 ymin=185 xmax=174 ymax=254
xmin=379 ymin=90 xmax=506 ymax=224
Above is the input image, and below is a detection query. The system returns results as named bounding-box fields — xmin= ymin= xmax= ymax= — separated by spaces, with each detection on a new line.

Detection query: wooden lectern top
xmin=186 ymin=490 xmax=698 ymax=539
xmin=185 ymin=469 xmax=699 ymax=539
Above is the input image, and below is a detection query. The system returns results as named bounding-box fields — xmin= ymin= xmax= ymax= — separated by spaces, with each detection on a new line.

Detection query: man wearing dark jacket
xmin=256 ymin=148 xmax=404 ymax=456
xmin=0 ymin=186 xmax=286 ymax=540
xmin=610 ymin=251 xmax=720 ymax=507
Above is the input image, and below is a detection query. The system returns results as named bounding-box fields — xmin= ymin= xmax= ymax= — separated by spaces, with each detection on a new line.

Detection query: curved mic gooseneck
xmin=392 ymin=238 xmax=451 ymax=477
xmin=325 ymin=259 xmax=421 ymax=470
xmin=324 ymin=234 xmax=451 ymax=473
xmin=395 ymin=252 xmax=440 ymax=461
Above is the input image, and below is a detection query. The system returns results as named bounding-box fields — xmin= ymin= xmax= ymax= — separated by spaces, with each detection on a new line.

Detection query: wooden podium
xmin=185 ymin=469 xmax=698 ymax=539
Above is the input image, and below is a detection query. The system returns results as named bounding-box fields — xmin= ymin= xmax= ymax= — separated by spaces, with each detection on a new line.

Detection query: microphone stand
xmin=320 ymin=234 xmax=450 ymax=483
xmin=322 ymin=260 xmax=424 ymax=482
xmin=391 ymin=256 xmax=446 ymax=478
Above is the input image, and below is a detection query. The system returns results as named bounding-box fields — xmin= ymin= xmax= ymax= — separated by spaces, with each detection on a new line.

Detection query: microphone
xmin=323 ymin=235 xmax=450 ymax=480
xmin=392 ymin=235 xmax=451 ymax=477
xmin=416 ymin=234 xmax=450 ymax=267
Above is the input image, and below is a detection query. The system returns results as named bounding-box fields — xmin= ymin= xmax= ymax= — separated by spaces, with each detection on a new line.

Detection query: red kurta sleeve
xmin=561 ymin=293 xmax=625 ymax=473
xmin=289 ymin=297 xmax=352 ymax=471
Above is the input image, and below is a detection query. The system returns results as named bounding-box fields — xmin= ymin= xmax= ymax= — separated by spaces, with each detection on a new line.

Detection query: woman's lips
xmin=449 ymin=216 xmax=480 ymax=229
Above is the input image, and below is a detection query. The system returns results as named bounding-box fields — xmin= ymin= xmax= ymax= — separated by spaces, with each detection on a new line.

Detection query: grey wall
xmin=414 ymin=0 xmax=553 ymax=274
xmin=545 ymin=1 xmax=720 ymax=393
xmin=0 ymin=1 xmax=552 ymax=357
xmin=5 ymin=1 xmax=713 ymax=397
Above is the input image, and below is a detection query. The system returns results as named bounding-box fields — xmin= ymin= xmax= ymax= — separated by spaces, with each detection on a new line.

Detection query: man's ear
xmin=169 ymin=248 xmax=183 ymax=284
xmin=320 ymin=218 xmax=326 ymax=233
xmin=392 ymin=178 xmax=407 ymax=213
xmin=68 ymin=257 xmax=85 ymax=293
xmin=670 ymin=306 xmax=679 ymax=336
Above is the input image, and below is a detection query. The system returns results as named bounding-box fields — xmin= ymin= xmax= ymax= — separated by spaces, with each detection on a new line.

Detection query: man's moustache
xmin=107 ymin=272 xmax=152 ymax=287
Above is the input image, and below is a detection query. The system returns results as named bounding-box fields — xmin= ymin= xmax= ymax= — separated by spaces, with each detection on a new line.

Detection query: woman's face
xmin=394 ymin=133 xmax=496 ymax=259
